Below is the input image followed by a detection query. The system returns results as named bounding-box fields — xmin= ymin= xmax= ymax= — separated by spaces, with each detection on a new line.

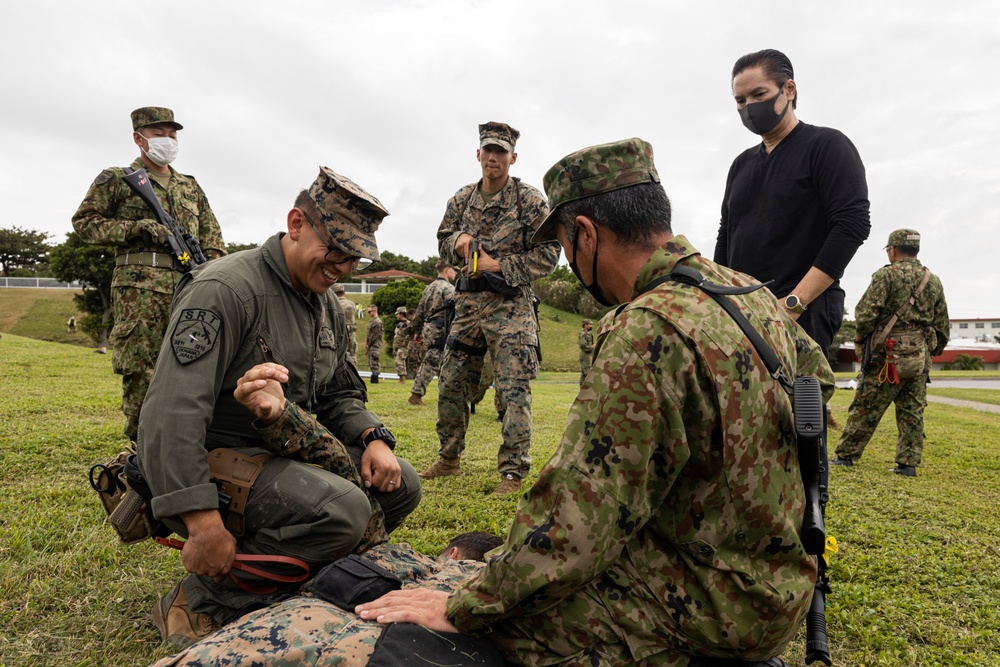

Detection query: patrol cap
xmin=886 ymin=228 xmax=920 ymax=249
xmin=479 ymin=122 xmax=520 ymax=152
xmin=532 ymin=138 xmax=660 ymax=245
xmin=582 ymin=319 xmax=592 ymax=325
xmin=131 ymin=107 xmax=183 ymax=131
xmin=396 ymin=306 xmax=408 ymax=315
xmin=308 ymin=166 xmax=390 ymax=262
xmin=332 ymin=284 xmax=346 ymax=294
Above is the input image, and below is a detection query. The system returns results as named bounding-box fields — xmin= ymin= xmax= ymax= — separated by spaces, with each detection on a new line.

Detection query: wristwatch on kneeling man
xmin=784 ymin=294 xmax=807 ymax=314
xmin=359 ymin=426 xmax=396 ymax=451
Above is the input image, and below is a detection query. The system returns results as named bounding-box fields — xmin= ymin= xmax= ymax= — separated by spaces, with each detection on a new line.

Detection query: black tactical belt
xmin=115 ymin=251 xmax=180 ymax=270
xmin=455 ymin=276 xmax=490 ymax=292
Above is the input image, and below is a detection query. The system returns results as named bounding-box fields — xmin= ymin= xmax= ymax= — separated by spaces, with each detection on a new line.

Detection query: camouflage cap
xmin=886 ymin=228 xmax=920 ymax=249
xmin=582 ymin=319 xmax=592 ymax=325
xmin=131 ymin=107 xmax=183 ymax=131
xmin=396 ymin=306 xmax=408 ymax=315
xmin=308 ymin=166 xmax=390 ymax=262
xmin=479 ymin=122 xmax=520 ymax=152
xmin=332 ymin=284 xmax=346 ymax=294
xmin=531 ymin=138 xmax=660 ymax=245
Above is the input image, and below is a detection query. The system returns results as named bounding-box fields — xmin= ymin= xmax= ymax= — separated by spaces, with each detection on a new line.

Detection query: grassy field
xmin=0 ymin=288 xmax=592 ymax=373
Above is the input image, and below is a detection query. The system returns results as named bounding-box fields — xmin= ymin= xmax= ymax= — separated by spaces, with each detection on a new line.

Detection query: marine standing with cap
xmin=578 ymin=319 xmax=594 ymax=386
xmin=359 ymin=138 xmax=834 ymax=667
xmin=832 ymin=229 xmax=949 ymax=477
xmin=420 ymin=122 xmax=559 ymax=496
xmin=392 ymin=306 xmax=411 ymax=382
xmin=366 ymin=304 xmax=383 ymax=383
xmin=72 ymin=107 xmax=227 ymax=441
xmin=333 ymin=283 xmax=358 ymax=366
xmin=136 ymin=167 xmax=421 ymax=646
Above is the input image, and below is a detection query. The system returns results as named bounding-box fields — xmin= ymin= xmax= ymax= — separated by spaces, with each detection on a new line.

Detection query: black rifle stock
xmin=121 ymin=168 xmax=207 ymax=270
xmin=793 ymin=376 xmax=833 ymax=666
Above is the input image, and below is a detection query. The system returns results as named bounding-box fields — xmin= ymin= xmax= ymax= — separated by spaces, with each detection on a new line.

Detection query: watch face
xmin=785 ymin=295 xmax=797 ymax=308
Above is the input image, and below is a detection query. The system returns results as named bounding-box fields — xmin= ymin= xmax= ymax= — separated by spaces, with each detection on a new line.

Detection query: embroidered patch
xmin=171 ymin=309 xmax=222 ymax=364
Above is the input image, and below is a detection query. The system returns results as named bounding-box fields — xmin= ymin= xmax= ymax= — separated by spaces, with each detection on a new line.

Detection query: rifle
xmin=857 ymin=334 xmax=875 ymax=390
xmin=793 ymin=376 xmax=833 ymax=666
xmin=121 ymin=167 xmax=207 ymax=270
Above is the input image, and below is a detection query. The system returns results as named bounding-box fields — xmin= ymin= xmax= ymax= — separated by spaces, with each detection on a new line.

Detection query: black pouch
xmin=368 ymin=622 xmax=508 ymax=667
xmin=304 ymin=554 xmax=402 ymax=610
xmin=482 ymin=271 xmax=520 ymax=298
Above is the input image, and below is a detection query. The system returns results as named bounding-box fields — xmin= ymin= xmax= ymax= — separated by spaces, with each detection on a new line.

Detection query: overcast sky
xmin=2 ymin=1 xmax=997 ymax=320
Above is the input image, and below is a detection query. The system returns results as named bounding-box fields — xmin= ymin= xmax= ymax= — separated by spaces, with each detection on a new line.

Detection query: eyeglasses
xmin=301 ymin=209 xmax=369 ymax=268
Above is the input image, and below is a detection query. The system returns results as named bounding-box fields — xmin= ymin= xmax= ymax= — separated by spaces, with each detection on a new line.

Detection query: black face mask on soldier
xmin=738 ymin=82 xmax=790 ymax=135
xmin=569 ymin=225 xmax=615 ymax=308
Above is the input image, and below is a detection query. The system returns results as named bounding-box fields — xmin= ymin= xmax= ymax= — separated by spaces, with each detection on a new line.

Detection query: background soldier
xmin=365 ymin=305 xmax=383 ymax=383
xmin=334 ymin=283 xmax=358 ymax=366
xmin=578 ymin=319 xmax=594 ymax=386
xmin=72 ymin=106 xmax=227 ymax=440
xmin=392 ymin=306 xmax=410 ymax=383
xmin=408 ymin=261 xmax=457 ymax=406
xmin=405 ymin=308 xmax=423 ymax=384
xmin=832 ymin=229 xmax=950 ymax=477
xmin=420 ymin=122 xmax=560 ymax=495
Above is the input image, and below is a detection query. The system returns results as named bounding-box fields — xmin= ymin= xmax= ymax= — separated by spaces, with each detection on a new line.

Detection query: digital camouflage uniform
xmin=149 ymin=542 xmax=490 ymax=667
xmin=392 ymin=313 xmax=410 ymax=377
xmin=578 ymin=323 xmax=594 ymax=387
xmin=835 ymin=232 xmax=949 ymax=468
xmin=366 ymin=316 xmax=383 ymax=376
xmin=406 ymin=329 xmax=424 ymax=383
xmin=410 ymin=276 xmax=456 ymax=397
xmin=471 ymin=350 xmax=505 ymax=415
xmin=137 ymin=168 xmax=421 ymax=626
xmin=443 ymin=139 xmax=836 ymax=666
xmin=436 ymin=154 xmax=559 ymax=478
xmin=337 ymin=291 xmax=358 ymax=366
xmin=73 ymin=147 xmax=226 ymax=439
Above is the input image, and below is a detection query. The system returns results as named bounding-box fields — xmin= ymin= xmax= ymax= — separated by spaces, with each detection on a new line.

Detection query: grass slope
xmin=1 ymin=337 xmax=999 ymax=665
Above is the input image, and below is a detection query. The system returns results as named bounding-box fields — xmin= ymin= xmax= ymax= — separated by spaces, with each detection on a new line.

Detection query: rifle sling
xmin=871 ymin=267 xmax=931 ymax=350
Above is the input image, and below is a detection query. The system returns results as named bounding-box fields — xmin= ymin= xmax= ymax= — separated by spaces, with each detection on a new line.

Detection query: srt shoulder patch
xmin=94 ymin=169 xmax=115 ymax=186
xmin=171 ymin=308 xmax=222 ymax=364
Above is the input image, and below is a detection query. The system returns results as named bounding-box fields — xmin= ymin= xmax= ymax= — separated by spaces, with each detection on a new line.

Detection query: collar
xmin=630 ymin=234 xmax=702 ymax=300
xmin=472 ymin=176 xmax=517 ymax=209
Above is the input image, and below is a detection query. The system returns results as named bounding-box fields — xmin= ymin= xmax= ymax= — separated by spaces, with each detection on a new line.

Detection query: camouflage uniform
xmin=835 ymin=230 xmax=949 ymax=468
xmin=471 ymin=350 xmax=505 ymax=415
xmin=410 ymin=276 xmax=456 ymax=397
xmin=392 ymin=310 xmax=410 ymax=377
xmin=436 ymin=124 xmax=560 ymax=479
xmin=406 ymin=331 xmax=424 ymax=383
xmin=578 ymin=322 xmax=594 ymax=386
xmin=445 ymin=139 xmax=836 ymax=666
xmin=366 ymin=316 xmax=383 ymax=376
xmin=72 ymin=108 xmax=226 ymax=440
xmin=149 ymin=542 xmax=489 ymax=667
xmin=137 ymin=168 xmax=421 ymax=626
xmin=336 ymin=290 xmax=358 ymax=366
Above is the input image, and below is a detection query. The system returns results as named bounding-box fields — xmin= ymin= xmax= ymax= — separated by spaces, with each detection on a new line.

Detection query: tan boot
xmin=418 ymin=457 xmax=461 ymax=479
xmin=491 ymin=473 xmax=523 ymax=496
xmin=408 ymin=393 xmax=424 ymax=406
xmin=399 ymin=376 xmax=407 ymax=384
xmin=151 ymin=582 xmax=220 ymax=649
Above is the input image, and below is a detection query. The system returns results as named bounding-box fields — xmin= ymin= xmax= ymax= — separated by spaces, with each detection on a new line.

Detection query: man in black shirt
xmin=715 ymin=48 xmax=871 ymax=354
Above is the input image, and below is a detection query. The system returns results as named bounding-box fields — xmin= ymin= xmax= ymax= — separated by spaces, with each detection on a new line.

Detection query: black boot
xmin=890 ymin=464 xmax=916 ymax=477
xmin=370 ymin=373 xmax=379 ymax=384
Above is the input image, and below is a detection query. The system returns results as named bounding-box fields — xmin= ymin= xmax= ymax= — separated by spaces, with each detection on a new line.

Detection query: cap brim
xmin=480 ymin=139 xmax=513 ymax=152
xmin=137 ymin=121 xmax=184 ymax=131
xmin=530 ymin=208 xmax=561 ymax=246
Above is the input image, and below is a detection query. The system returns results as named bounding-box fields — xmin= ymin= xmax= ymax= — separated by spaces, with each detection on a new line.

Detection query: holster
xmin=89 ymin=445 xmax=163 ymax=545
xmin=207 ymin=448 xmax=271 ymax=538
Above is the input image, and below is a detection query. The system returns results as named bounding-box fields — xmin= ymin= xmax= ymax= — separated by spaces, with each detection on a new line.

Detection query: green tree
xmin=358 ymin=250 xmax=420 ymax=276
xmin=0 ymin=226 xmax=51 ymax=276
xmin=944 ymin=353 xmax=985 ymax=371
xmin=49 ymin=232 xmax=115 ymax=349
xmin=414 ymin=255 xmax=441 ymax=278
xmin=226 ymin=241 xmax=259 ymax=254
xmin=371 ymin=278 xmax=424 ymax=345
xmin=830 ymin=312 xmax=856 ymax=365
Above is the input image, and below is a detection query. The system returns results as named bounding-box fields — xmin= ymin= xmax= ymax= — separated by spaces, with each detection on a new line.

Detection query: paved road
xmin=835 ymin=378 xmax=1000 ymax=413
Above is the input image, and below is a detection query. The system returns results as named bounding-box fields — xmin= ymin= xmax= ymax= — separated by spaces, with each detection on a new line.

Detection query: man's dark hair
xmin=435 ymin=259 xmax=449 ymax=273
xmin=732 ymin=49 xmax=797 ymax=109
xmin=894 ymin=245 xmax=919 ymax=257
xmin=443 ymin=531 xmax=503 ymax=562
xmin=555 ymin=182 xmax=672 ymax=249
xmin=293 ymin=189 xmax=321 ymax=218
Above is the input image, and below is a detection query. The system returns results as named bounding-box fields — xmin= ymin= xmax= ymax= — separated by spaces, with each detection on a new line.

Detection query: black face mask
xmin=738 ymin=82 xmax=789 ymax=135
xmin=568 ymin=225 xmax=615 ymax=308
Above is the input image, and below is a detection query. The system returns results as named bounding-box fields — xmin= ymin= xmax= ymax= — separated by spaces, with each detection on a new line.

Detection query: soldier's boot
xmin=496 ymin=409 xmax=505 ymax=423
xmin=151 ymin=582 xmax=220 ymax=649
xmin=890 ymin=464 xmax=917 ymax=477
xmin=491 ymin=473 xmax=522 ymax=496
xmin=370 ymin=373 xmax=379 ymax=384
xmin=418 ymin=457 xmax=461 ymax=479
xmin=408 ymin=393 xmax=424 ymax=406
xmin=825 ymin=404 xmax=839 ymax=429
xmin=830 ymin=457 xmax=854 ymax=467
xmin=399 ymin=375 xmax=407 ymax=384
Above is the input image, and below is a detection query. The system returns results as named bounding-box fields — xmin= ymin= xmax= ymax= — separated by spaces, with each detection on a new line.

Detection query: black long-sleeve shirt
xmin=715 ymin=122 xmax=871 ymax=297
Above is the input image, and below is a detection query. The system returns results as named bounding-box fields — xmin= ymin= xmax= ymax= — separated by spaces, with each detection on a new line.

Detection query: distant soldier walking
xmin=72 ymin=106 xmax=226 ymax=440
xmin=392 ymin=306 xmax=410 ymax=383
xmin=365 ymin=304 xmax=383 ymax=383
xmin=405 ymin=308 xmax=423 ymax=384
xmin=832 ymin=229 xmax=950 ymax=477
xmin=578 ymin=319 xmax=594 ymax=386
xmin=409 ymin=262 xmax=457 ymax=405
xmin=420 ymin=122 xmax=559 ymax=495
xmin=334 ymin=284 xmax=358 ymax=366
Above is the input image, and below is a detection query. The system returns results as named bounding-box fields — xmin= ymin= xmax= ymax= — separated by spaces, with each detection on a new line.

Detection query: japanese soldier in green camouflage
xmin=72 ymin=106 xmax=227 ymax=440
xmin=392 ymin=306 xmax=411 ymax=382
xmin=832 ymin=229 xmax=949 ymax=476
xmin=405 ymin=308 xmax=423 ymax=384
xmin=409 ymin=262 xmax=458 ymax=405
xmin=359 ymin=138 xmax=835 ymax=667
xmin=366 ymin=304 xmax=383 ymax=382
xmin=578 ymin=319 xmax=594 ymax=386
xmin=421 ymin=122 xmax=560 ymax=495
xmin=334 ymin=283 xmax=358 ymax=366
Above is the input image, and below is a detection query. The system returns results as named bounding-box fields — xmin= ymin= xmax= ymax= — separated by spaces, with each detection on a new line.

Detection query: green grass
xmin=2 ymin=333 xmax=1000 ymax=665
xmin=926 ymin=388 xmax=1000 ymax=406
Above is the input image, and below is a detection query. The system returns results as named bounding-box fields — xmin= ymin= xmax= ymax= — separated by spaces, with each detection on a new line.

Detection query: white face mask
xmin=142 ymin=136 xmax=179 ymax=167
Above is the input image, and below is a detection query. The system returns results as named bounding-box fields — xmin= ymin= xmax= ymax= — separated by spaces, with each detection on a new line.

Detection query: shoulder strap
xmin=871 ymin=267 xmax=931 ymax=349
xmin=642 ymin=264 xmax=793 ymax=394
